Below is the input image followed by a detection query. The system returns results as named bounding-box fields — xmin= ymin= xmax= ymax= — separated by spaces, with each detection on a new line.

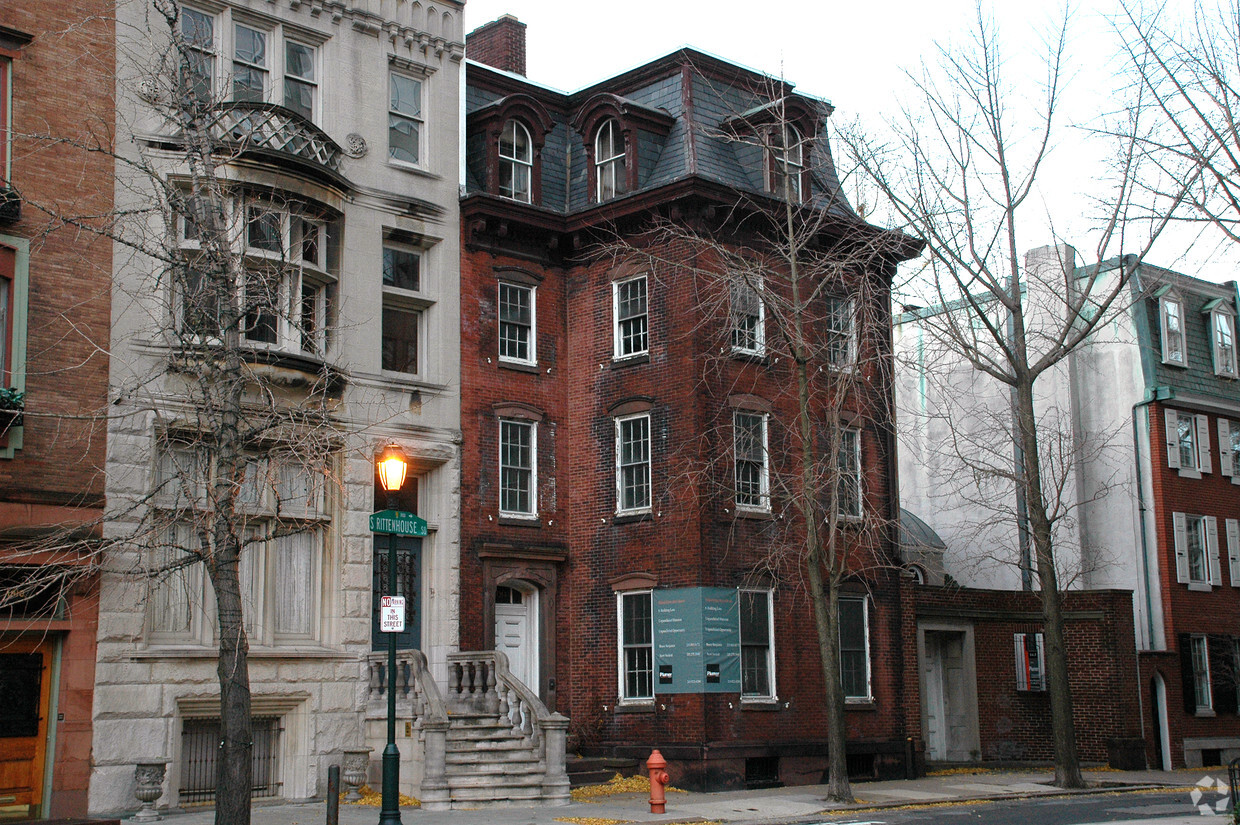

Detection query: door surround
xmin=916 ymin=620 xmax=980 ymax=762
xmin=479 ymin=544 xmax=564 ymax=709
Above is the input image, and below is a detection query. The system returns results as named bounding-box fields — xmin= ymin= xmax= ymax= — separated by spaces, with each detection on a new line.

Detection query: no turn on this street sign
xmin=370 ymin=509 xmax=427 ymax=536
xmin=380 ymin=596 xmax=406 ymax=633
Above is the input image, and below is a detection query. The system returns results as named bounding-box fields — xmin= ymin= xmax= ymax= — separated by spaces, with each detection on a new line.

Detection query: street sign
xmin=370 ymin=509 xmax=427 ymax=536
xmin=380 ymin=596 xmax=406 ymax=633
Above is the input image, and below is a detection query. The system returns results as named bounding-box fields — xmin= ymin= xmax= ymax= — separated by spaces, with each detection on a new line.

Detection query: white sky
xmin=461 ymin=0 xmax=1240 ymax=287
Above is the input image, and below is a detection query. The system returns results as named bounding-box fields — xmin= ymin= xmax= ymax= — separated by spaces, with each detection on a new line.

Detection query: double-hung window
xmin=381 ymin=241 xmax=429 ymax=375
xmin=282 ymin=40 xmax=317 ymax=120
xmin=1212 ymin=307 xmax=1238 ymax=377
xmin=1014 ymin=632 xmax=1047 ymax=692
xmin=498 ymin=282 xmax=535 ymax=364
xmin=180 ymin=8 xmax=216 ymax=104
xmin=499 ymin=120 xmax=533 ymax=203
xmin=836 ymin=428 xmax=861 ymax=519
xmin=1161 ymin=295 xmax=1186 ymax=366
xmin=1218 ymin=419 xmax=1240 ymax=484
xmin=1174 ymin=512 xmax=1221 ymax=589
xmin=730 ymin=278 xmax=764 ymax=355
xmin=733 ymin=411 xmax=768 ymax=510
xmin=389 ymin=72 xmax=423 ymax=165
xmin=499 ymin=418 xmax=536 ymax=517
xmin=1166 ymin=409 xmax=1211 ymax=478
xmin=616 ymin=413 xmax=651 ymax=513
xmin=740 ymin=589 xmax=775 ymax=699
xmin=232 ymin=24 xmax=268 ymax=103
xmin=839 ymin=597 xmax=871 ymax=701
xmin=1190 ymin=635 xmax=1213 ymax=712
xmin=618 ymin=590 xmax=653 ymax=701
xmin=613 ymin=275 xmax=648 ymax=359
xmin=595 ymin=118 xmax=627 ymax=202
xmin=770 ymin=124 xmax=804 ymax=202
xmin=826 ymin=296 xmax=856 ymax=369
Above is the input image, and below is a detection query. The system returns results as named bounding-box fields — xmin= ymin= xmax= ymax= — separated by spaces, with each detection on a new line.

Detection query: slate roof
xmin=464 ymin=48 xmax=858 ymax=220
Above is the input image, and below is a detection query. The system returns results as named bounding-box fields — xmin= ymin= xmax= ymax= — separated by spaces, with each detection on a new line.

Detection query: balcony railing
xmin=205 ymin=103 xmax=344 ymax=176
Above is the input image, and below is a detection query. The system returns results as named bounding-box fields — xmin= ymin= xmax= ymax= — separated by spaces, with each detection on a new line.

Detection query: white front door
xmin=495 ymin=585 xmax=539 ymax=692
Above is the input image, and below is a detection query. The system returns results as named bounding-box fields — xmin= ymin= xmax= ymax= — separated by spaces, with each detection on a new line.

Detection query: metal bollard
xmin=647 ymin=749 xmax=670 ymax=814
xmin=327 ymin=764 xmax=340 ymax=825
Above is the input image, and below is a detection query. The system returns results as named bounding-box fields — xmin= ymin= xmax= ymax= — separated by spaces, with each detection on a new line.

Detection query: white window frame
xmin=179 ymin=6 xmax=217 ymax=104
xmin=1166 ymin=409 xmax=1211 ymax=479
xmin=281 ymin=37 xmax=318 ymax=121
xmin=1218 ymin=418 xmax=1240 ymax=484
xmin=612 ymin=275 xmax=649 ymax=359
xmin=1161 ymin=294 xmax=1186 ymax=366
xmin=381 ymin=238 xmax=433 ymax=377
xmin=615 ymin=412 xmax=652 ymax=514
xmin=388 ymin=69 xmax=425 ymax=167
xmin=730 ymin=277 xmax=765 ymax=355
xmin=1190 ymin=634 xmax=1213 ymax=713
xmin=1014 ymin=631 xmax=1047 ymax=692
xmin=733 ymin=410 xmax=769 ymax=511
xmin=826 ymin=296 xmax=856 ymax=370
xmin=837 ymin=428 xmax=862 ymax=519
xmin=739 ymin=588 xmax=776 ymax=701
xmin=595 ymin=118 xmax=626 ymax=202
xmin=1213 ymin=308 xmax=1238 ymax=377
xmin=617 ymin=590 xmax=654 ymax=702
xmin=839 ymin=597 xmax=871 ymax=702
xmin=1226 ymin=518 xmax=1240 ymax=588
xmin=497 ymin=281 xmax=536 ymax=365
xmin=499 ymin=119 xmax=533 ymax=203
xmin=498 ymin=418 xmax=537 ymax=518
xmin=1174 ymin=512 xmax=1222 ymax=590
xmin=231 ymin=21 xmax=269 ymax=104
xmin=769 ymin=124 xmax=804 ymax=202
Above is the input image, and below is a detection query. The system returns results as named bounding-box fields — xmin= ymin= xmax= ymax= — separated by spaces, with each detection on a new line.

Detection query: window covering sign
xmin=653 ymin=587 xmax=741 ymax=693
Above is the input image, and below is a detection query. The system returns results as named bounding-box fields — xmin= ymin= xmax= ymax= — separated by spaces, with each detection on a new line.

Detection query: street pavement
xmin=149 ymin=768 xmax=1227 ymax=825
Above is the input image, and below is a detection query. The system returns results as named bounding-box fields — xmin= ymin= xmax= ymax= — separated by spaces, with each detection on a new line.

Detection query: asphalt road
xmin=816 ymin=789 xmax=1228 ymax=825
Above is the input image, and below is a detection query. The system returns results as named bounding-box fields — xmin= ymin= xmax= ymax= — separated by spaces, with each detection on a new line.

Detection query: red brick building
xmin=460 ymin=18 xmax=921 ymax=789
xmin=0 ymin=1 xmax=113 ymax=817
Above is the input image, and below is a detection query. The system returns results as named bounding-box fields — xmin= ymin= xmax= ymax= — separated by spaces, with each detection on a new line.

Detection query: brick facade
xmin=0 ymin=0 xmax=113 ymax=816
xmin=466 ymin=16 xmax=527 ymax=77
xmin=461 ymin=28 xmax=921 ymax=790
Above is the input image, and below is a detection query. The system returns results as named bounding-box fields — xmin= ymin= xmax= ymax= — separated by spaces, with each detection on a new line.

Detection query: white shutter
xmin=1226 ymin=519 xmax=1240 ymax=588
xmin=1207 ymin=516 xmax=1223 ymax=585
xmin=1174 ymin=512 xmax=1190 ymax=583
xmin=1221 ymin=419 xmax=1234 ymax=477
xmin=1014 ymin=633 xmax=1029 ymax=691
xmin=1198 ymin=414 xmax=1213 ymax=473
xmin=1167 ymin=410 xmax=1181 ymax=469
xmin=1032 ymin=633 xmax=1047 ymax=692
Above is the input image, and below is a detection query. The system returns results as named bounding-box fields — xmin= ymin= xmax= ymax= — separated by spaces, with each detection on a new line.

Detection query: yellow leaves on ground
xmin=569 ymin=773 xmax=687 ymax=803
xmin=339 ymin=784 xmax=421 ymax=807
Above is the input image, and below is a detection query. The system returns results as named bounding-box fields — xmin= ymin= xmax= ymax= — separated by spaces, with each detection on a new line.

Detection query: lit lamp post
xmin=376 ymin=444 xmax=408 ymax=825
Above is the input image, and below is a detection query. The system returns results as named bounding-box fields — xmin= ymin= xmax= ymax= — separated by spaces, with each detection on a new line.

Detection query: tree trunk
xmin=1014 ymin=381 xmax=1084 ymax=789
xmin=211 ymin=525 xmax=253 ymax=825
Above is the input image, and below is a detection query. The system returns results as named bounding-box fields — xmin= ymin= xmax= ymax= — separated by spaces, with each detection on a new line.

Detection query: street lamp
xmin=377 ymin=443 xmax=408 ymax=825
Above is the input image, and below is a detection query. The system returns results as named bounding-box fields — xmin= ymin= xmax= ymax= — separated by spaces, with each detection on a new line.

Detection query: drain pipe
xmin=1131 ymin=390 xmax=1170 ymax=746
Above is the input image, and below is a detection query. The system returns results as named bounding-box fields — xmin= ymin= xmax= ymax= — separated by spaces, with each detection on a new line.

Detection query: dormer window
xmin=1210 ymin=304 xmax=1237 ymax=377
xmin=1161 ymin=294 xmax=1186 ymax=366
xmin=770 ymin=125 xmax=804 ymax=202
xmin=499 ymin=120 xmax=532 ymax=203
xmin=595 ymin=119 xmax=627 ymax=202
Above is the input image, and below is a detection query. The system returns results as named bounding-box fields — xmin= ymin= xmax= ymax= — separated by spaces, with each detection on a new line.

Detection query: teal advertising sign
xmin=653 ymin=587 xmax=741 ymax=694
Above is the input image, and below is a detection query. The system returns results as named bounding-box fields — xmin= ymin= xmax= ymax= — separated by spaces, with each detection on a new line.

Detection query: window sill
xmin=731 ymin=349 xmax=768 ymax=363
xmin=732 ymin=507 xmax=772 ymax=520
xmin=611 ymin=354 xmax=650 ymax=368
xmin=614 ymin=512 xmax=653 ymax=525
xmin=615 ymin=701 xmax=655 ymax=713
xmin=740 ymin=699 xmax=780 ymax=711
xmin=844 ymin=698 xmax=877 ymax=710
xmin=498 ymin=515 xmax=541 ymax=527
xmin=498 ymin=359 xmax=540 ymax=374
xmin=1187 ymin=582 xmax=1214 ymax=592
xmin=1195 ymin=708 xmax=1218 ymax=717
xmin=386 ymin=159 xmax=441 ymax=180
xmin=131 ymin=645 xmax=344 ymax=659
xmin=1177 ymin=469 xmax=1202 ymax=480
xmin=1162 ymin=359 xmax=1188 ymax=368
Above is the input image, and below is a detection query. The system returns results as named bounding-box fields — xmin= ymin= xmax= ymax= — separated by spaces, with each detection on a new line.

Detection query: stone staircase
xmin=366 ymin=649 xmax=569 ymax=810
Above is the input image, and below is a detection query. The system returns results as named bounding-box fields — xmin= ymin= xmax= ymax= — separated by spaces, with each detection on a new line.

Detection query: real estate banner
xmin=653 ymin=587 xmax=741 ymax=693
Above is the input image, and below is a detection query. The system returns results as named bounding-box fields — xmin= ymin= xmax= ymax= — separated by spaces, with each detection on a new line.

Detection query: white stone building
xmin=90 ymin=0 xmax=464 ymax=811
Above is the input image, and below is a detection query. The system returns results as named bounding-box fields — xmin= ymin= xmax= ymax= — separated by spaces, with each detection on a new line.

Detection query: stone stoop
xmin=442 ymin=711 xmax=549 ymax=806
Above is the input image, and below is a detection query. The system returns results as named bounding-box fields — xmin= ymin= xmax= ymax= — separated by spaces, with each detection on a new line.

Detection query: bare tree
xmin=601 ymin=87 xmax=917 ymax=801
xmin=839 ymin=7 xmax=1182 ymax=788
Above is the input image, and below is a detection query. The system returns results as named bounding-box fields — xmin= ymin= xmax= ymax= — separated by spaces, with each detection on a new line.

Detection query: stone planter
xmin=131 ymin=759 xmax=170 ymax=822
xmin=341 ymin=747 xmax=373 ymax=801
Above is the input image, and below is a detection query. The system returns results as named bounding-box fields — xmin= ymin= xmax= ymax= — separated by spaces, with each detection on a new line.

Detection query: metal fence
xmin=179 ymin=716 xmax=283 ymax=803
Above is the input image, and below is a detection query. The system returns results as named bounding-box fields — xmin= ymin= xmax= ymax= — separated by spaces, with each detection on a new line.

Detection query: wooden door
xmin=0 ymin=639 xmax=51 ymax=818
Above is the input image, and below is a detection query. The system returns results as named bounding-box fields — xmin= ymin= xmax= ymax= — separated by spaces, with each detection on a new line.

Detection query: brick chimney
xmin=466 ymin=15 xmax=526 ymax=76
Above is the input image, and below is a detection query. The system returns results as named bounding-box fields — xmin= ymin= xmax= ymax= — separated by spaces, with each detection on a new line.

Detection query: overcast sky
xmin=459 ymin=0 xmax=1239 ymax=286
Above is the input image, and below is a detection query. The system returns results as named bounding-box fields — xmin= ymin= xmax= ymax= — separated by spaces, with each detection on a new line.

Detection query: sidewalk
xmin=152 ymin=768 xmax=1216 ymax=825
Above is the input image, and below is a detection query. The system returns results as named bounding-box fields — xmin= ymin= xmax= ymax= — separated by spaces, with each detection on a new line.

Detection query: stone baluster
xmin=540 ymin=713 xmax=571 ymax=805
xmin=419 ymin=718 xmax=451 ymax=811
xmin=484 ymin=659 xmax=499 ymax=714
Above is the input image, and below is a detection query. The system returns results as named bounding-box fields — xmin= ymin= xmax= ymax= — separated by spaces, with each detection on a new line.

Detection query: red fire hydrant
xmin=647 ymin=749 xmax=670 ymax=814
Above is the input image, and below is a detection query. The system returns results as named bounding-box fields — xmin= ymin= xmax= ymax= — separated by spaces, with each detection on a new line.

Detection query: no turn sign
xmin=380 ymin=596 xmax=406 ymax=633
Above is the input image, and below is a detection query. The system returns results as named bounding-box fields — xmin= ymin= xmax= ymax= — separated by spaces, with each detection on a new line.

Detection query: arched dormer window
xmin=499 ymin=120 xmax=533 ymax=203
xmin=595 ymin=118 xmax=626 ymax=202
xmin=771 ymin=124 xmax=804 ymax=202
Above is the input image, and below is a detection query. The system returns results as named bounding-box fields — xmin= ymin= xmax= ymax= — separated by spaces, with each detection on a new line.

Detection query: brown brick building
xmin=0 ymin=0 xmax=114 ymax=817
xmin=459 ymin=18 xmax=922 ymax=789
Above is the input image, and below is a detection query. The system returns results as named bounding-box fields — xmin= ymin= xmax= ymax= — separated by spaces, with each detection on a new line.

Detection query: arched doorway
xmin=495 ymin=583 xmax=539 ymax=692
xmin=1151 ymin=672 xmax=1172 ymax=770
